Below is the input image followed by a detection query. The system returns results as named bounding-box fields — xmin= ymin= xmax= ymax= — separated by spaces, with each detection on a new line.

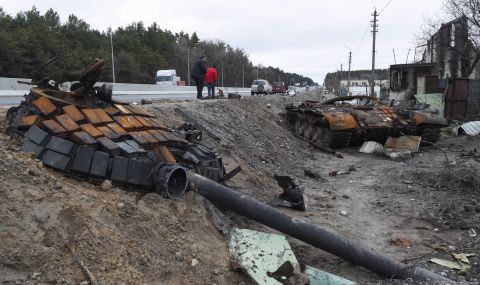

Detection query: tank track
xmin=292 ymin=119 xmax=352 ymax=149
xmin=419 ymin=125 xmax=442 ymax=145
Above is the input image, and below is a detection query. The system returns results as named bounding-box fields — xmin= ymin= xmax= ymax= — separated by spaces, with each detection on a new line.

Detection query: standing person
xmin=205 ymin=65 xmax=218 ymax=99
xmin=190 ymin=55 xmax=207 ymax=99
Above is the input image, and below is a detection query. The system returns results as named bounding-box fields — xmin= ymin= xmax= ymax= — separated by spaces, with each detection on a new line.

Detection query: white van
xmin=155 ymin=70 xmax=178 ymax=86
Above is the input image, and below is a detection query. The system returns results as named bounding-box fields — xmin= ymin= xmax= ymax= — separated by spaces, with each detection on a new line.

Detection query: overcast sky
xmin=2 ymin=0 xmax=444 ymax=83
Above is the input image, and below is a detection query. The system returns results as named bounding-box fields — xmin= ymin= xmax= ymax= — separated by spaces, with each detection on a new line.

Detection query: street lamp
xmin=109 ymin=27 xmax=116 ymax=84
xmin=345 ymin=46 xmax=352 ymax=96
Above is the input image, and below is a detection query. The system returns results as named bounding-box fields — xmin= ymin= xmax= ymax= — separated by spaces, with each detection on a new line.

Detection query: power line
xmin=379 ymin=0 xmax=393 ymax=14
xmin=355 ymin=21 xmax=371 ymax=52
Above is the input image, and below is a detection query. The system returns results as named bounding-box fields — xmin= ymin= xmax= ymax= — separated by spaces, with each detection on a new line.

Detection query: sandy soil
xmin=0 ymin=92 xmax=479 ymax=284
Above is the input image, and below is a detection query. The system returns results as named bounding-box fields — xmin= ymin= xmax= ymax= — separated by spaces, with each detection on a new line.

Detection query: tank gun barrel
xmin=189 ymin=172 xmax=452 ymax=283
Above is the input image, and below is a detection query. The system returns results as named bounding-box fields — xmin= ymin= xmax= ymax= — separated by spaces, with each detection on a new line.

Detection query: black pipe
xmin=188 ymin=173 xmax=452 ymax=283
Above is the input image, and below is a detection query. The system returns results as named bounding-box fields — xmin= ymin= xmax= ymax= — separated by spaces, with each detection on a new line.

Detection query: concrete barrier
xmin=0 ymin=77 xmax=252 ymax=105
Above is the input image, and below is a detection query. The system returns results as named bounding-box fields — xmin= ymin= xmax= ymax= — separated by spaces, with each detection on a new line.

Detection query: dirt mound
xmin=1 ymin=91 xmax=479 ymax=284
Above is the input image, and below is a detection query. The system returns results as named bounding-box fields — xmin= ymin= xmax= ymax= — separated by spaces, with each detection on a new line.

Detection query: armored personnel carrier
xmin=285 ymin=95 xmax=447 ymax=148
xmin=5 ymin=58 xmax=225 ymax=197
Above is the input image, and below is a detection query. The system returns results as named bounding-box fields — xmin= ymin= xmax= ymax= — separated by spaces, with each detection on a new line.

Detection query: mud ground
xmin=0 ymin=91 xmax=479 ymax=284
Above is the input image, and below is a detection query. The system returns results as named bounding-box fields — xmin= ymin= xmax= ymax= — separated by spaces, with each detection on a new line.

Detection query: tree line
xmin=0 ymin=7 xmax=314 ymax=86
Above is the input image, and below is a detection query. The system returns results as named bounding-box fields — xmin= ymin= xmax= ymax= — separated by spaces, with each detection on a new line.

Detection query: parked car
xmin=251 ymin=79 xmax=272 ymax=95
xmin=287 ymin=86 xmax=296 ymax=96
xmin=272 ymin=82 xmax=286 ymax=94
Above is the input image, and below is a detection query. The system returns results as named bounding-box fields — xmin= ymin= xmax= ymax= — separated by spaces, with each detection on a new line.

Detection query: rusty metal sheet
xmin=63 ymin=105 xmax=86 ymax=122
xmin=153 ymin=146 xmax=177 ymax=163
xmin=82 ymin=109 xmax=102 ymax=125
xmin=126 ymin=105 xmax=155 ymax=117
xmin=80 ymin=123 xmax=103 ymax=138
xmin=71 ymin=131 xmax=98 ymax=145
xmin=55 ymin=114 xmax=80 ymax=133
xmin=384 ymin=136 xmax=421 ymax=152
xmin=147 ymin=129 xmax=168 ymax=142
xmin=114 ymin=116 xmax=135 ymax=130
xmin=120 ymin=116 xmax=144 ymax=129
xmin=94 ymin=108 xmax=113 ymax=124
xmin=129 ymin=131 xmax=158 ymax=146
xmin=41 ymin=119 xmax=67 ymax=136
xmin=145 ymin=117 xmax=167 ymax=130
xmin=97 ymin=126 xmax=120 ymax=140
xmin=33 ymin=96 xmax=57 ymax=116
xmin=16 ymin=115 xmax=41 ymax=129
xmin=135 ymin=116 xmax=153 ymax=128
xmin=106 ymin=123 xmax=128 ymax=137
xmin=114 ymin=104 xmax=132 ymax=115
xmin=104 ymin=106 xmax=120 ymax=116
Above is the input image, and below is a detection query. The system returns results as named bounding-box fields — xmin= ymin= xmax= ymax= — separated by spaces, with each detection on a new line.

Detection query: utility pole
xmin=371 ymin=8 xmax=378 ymax=96
xmin=242 ymin=65 xmax=245 ymax=88
xmin=221 ymin=60 xmax=224 ymax=87
xmin=187 ymin=48 xmax=190 ymax=86
xmin=392 ymin=48 xmax=397 ymax=64
xmin=109 ymin=28 xmax=116 ymax=84
xmin=347 ymin=49 xmax=352 ymax=96
xmin=340 ymin=64 xmax=343 ymax=95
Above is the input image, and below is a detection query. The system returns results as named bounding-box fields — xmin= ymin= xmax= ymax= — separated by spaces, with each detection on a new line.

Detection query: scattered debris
xmin=229 ymin=228 xmax=355 ymax=285
xmin=384 ymin=149 xmax=412 ymax=159
xmin=227 ymin=92 xmax=242 ymax=99
xmin=221 ymin=166 xmax=242 ymax=182
xmin=303 ymin=168 xmax=325 ymax=181
xmin=174 ymin=107 xmax=221 ymax=141
xmin=430 ymin=253 xmax=476 ymax=272
xmin=191 ymin=258 xmax=199 ymax=267
xmin=454 ymin=121 xmax=480 ymax=136
xmin=140 ymin=98 xmax=152 ymax=105
xmin=271 ymin=175 xmax=306 ymax=211
xmin=384 ymin=136 xmax=421 ymax=152
xmin=340 ymin=210 xmax=348 ymax=216
xmin=468 ymin=229 xmax=477 ymax=237
xmin=359 ymin=141 xmax=384 ymax=154
xmin=100 ymin=179 xmax=112 ymax=191
xmin=329 ymin=165 xmax=356 ymax=176
xmin=390 ymin=238 xmax=412 ymax=248
xmin=267 ymin=261 xmax=309 ymax=285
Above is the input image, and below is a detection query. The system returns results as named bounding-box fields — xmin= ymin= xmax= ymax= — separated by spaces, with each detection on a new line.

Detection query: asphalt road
xmin=0 ymin=91 xmax=252 ymax=106
xmin=0 ymin=89 xmax=312 ymax=106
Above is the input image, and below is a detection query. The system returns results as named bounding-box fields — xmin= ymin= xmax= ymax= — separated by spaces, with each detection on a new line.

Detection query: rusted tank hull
xmin=285 ymin=97 xmax=447 ymax=148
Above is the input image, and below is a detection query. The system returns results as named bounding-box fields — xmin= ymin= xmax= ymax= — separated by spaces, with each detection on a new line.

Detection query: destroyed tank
xmin=5 ymin=58 xmax=226 ymax=197
xmin=285 ymin=95 xmax=448 ymax=148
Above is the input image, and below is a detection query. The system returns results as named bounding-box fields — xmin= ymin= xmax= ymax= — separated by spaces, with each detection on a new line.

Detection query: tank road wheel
xmin=316 ymin=128 xmax=352 ymax=148
xmin=419 ymin=125 xmax=441 ymax=146
xmin=303 ymin=124 xmax=315 ymax=141
xmin=329 ymin=130 xmax=353 ymax=148
xmin=294 ymin=120 xmax=306 ymax=136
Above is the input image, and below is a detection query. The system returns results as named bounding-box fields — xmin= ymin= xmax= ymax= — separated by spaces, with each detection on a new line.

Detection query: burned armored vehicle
xmin=285 ymin=95 xmax=448 ymax=148
xmin=5 ymin=58 xmax=225 ymax=196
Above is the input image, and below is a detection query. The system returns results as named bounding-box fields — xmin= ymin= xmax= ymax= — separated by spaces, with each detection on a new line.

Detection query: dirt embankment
xmin=1 ymin=92 xmax=479 ymax=284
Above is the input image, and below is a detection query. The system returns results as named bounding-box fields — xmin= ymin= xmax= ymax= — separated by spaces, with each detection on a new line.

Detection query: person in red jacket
xmin=204 ymin=65 xmax=218 ymax=99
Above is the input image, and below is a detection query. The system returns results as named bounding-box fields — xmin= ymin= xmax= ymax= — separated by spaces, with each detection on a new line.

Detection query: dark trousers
xmin=207 ymin=83 xmax=215 ymax=97
xmin=192 ymin=76 xmax=204 ymax=98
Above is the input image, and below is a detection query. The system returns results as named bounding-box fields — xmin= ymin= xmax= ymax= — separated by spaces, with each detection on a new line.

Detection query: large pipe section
xmin=188 ymin=172 xmax=452 ymax=283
